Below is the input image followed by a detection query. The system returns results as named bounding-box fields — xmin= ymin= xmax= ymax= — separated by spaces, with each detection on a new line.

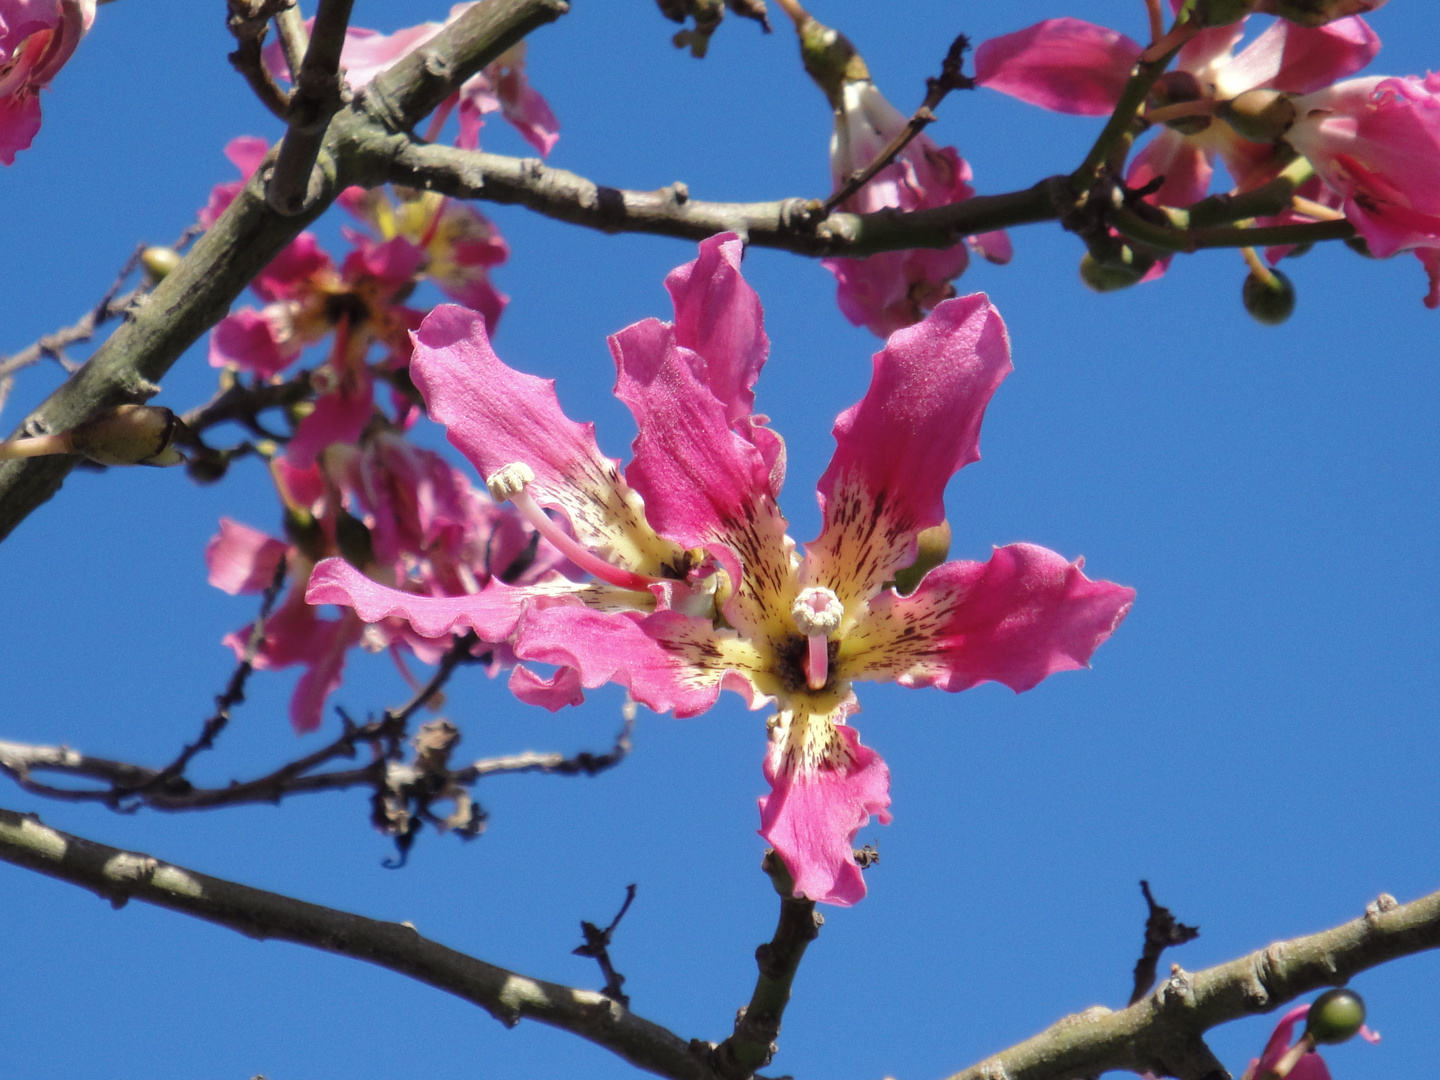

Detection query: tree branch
xmin=0 ymin=804 xmax=716 ymax=1080
xmin=266 ymin=0 xmax=356 ymax=215
xmin=386 ymin=142 xmax=1063 ymax=255
xmin=941 ymin=890 xmax=1438 ymax=1080
xmin=710 ymin=851 xmax=822 ymax=1080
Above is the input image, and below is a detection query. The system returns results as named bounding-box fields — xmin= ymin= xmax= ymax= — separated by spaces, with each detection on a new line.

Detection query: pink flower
xmin=1284 ymin=73 xmax=1440 ymax=299
xmin=338 ymin=184 xmax=509 ymax=331
xmin=975 ymin=13 xmax=1379 ymax=207
xmin=307 ymin=235 xmax=1134 ymax=905
xmin=823 ymin=79 xmax=1011 ymax=338
xmin=0 ymin=0 xmax=93 ymax=165
xmin=262 ymin=5 xmax=559 ymax=156
xmin=1246 ymin=1003 xmax=1380 ymax=1080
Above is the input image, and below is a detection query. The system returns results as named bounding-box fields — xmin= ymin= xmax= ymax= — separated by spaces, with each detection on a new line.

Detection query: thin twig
xmin=226 ymin=0 xmax=296 ymax=118
xmin=266 ymin=0 xmax=356 ymax=215
xmin=574 ymin=883 xmax=638 ymax=1008
xmin=822 ymin=33 xmax=974 ymax=215
xmin=1130 ymin=880 xmax=1200 ymax=1005
xmin=274 ymin=1 xmax=309 ymax=80
xmin=134 ymin=555 xmax=289 ymax=793
xmin=0 ymin=805 xmax=717 ymax=1080
xmin=710 ymin=851 xmax=823 ymax=1080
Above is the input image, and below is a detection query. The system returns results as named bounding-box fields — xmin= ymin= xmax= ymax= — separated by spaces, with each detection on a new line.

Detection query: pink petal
xmin=285 ymin=378 xmax=374 ymax=468
xmin=208 ymin=308 xmax=295 ymax=378
xmin=1418 ymin=248 xmax=1440 ymax=308
xmin=508 ymin=663 xmax=585 ymax=710
xmin=513 ymin=606 xmax=729 ymax=718
xmin=0 ymin=91 xmax=42 ymax=166
xmin=1127 ymin=130 xmax=1214 ymax=209
xmin=253 ymin=232 xmax=333 ymax=303
xmin=759 ymin=715 xmax=891 ymax=906
xmin=286 ymin=609 xmax=364 ymax=734
xmin=306 ymin=555 xmax=536 ymax=643
xmin=224 ymin=134 xmax=271 ymax=179
xmin=846 ymin=544 xmax=1134 ymax=693
xmin=1223 ymin=16 xmax=1379 ymax=97
xmin=1176 ymin=22 xmax=1244 ymax=81
xmin=610 ymin=317 xmax=773 ymax=552
xmin=410 ymin=304 xmax=679 ymax=575
xmin=974 ymin=19 xmax=1141 ymax=117
xmin=806 ymin=294 xmax=1011 ymax=605
xmin=206 ymin=518 xmax=288 ymax=595
xmin=824 ymin=246 xmax=972 ymax=338
xmin=663 ymin=233 xmax=769 ymax=429
xmin=489 ymin=63 xmax=561 ymax=156
xmin=968 ymin=230 xmax=1013 ymax=264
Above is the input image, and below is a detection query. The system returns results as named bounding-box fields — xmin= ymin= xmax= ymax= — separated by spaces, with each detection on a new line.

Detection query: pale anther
xmin=792 ymin=586 xmax=843 ymax=637
xmin=486 ymin=461 xmax=536 ymax=502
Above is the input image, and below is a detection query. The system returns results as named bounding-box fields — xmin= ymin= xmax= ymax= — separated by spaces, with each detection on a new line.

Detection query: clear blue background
xmin=2 ymin=1 xmax=1437 ymax=1078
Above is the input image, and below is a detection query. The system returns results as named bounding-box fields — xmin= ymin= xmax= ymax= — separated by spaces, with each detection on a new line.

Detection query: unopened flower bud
xmin=1256 ymin=0 xmax=1389 ymax=28
xmin=141 ymin=246 xmax=181 ymax=283
xmin=1243 ymin=267 xmax=1297 ymax=325
xmin=1219 ymin=89 xmax=1298 ymax=143
xmin=798 ymin=15 xmax=868 ymax=105
xmin=1305 ymin=988 xmax=1367 ymax=1044
xmin=67 ymin=404 xmax=187 ymax=466
xmin=892 ymin=521 xmax=951 ymax=596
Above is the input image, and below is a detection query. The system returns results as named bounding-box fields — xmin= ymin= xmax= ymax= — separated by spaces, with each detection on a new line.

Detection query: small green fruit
xmin=1306 ymin=988 xmax=1367 ymax=1045
xmin=1242 ymin=268 xmax=1296 ymax=325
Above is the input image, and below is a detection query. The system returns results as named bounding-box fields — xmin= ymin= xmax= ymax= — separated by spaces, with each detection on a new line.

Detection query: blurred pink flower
xmin=262 ymin=4 xmax=559 ymax=155
xmin=1284 ymin=73 xmax=1440 ymax=301
xmin=824 ymin=79 xmax=1011 ymax=338
xmin=308 ymin=234 xmax=1134 ymax=905
xmin=975 ymin=13 xmax=1379 ymax=207
xmin=0 ymin=0 xmax=94 ymax=165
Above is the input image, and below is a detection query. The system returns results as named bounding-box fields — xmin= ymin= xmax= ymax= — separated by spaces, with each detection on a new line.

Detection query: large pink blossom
xmin=0 ymin=0 xmax=94 ymax=165
xmin=262 ymin=4 xmax=558 ymax=156
xmin=307 ymin=234 xmax=1133 ymax=905
xmin=823 ymin=79 xmax=1011 ymax=339
xmin=975 ymin=13 xmax=1379 ymax=207
xmin=1284 ymin=73 xmax=1440 ymax=301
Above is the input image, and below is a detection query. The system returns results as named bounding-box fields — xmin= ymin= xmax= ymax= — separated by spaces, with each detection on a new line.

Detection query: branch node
xmin=1365 ymin=893 xmax=1399 ymax=923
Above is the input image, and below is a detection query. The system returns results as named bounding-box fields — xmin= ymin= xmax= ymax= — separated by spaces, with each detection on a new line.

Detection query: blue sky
xmin=2 ymin=1 xmax=1438 ymax=1078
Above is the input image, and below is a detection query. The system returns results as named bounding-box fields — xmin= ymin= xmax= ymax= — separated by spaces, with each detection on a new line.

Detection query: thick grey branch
xmin=386 ymin=142 xmax=1062 ymax=256
xmin=942 ymin=890 xmax=1440 ymax=1080
xmin=0 ymin=805 xmax=713 ymax=1080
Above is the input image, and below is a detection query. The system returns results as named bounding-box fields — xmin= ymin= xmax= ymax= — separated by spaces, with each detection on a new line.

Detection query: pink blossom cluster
xmin=305 ymin=234 xmax=1134 ymax=905
xmin=0 ymin=0 xmax=93 ymax=165
xmin=973 ymin=4 xmax=1440 ymax=304
xmin=201 ymin=12 xmax=566 ymax=733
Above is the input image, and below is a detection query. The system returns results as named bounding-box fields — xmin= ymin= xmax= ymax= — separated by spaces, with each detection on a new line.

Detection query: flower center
xmin=485 ymin=462 xmax=661 ymax=592
xmin=792 ymin=586 xmax=843 ymax=690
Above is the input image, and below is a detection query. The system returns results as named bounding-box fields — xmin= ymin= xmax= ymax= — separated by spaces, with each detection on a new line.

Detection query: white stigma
xmin=791 ymin=586 xmax=843 ymax=637
xmin=486 ymin=461 xmax=536 ymax=502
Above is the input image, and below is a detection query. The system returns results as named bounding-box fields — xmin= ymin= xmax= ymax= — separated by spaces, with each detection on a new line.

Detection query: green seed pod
xmin=1080 ymin=252 xmax=1145 ymax=293
xmin=1219 ymin=89 xmax=1298 ymax=143
xmin=1242 ymin=267 xmax=1296 ymax=325
xmin=1306 ymin=988 xmax=1367 ymax=1045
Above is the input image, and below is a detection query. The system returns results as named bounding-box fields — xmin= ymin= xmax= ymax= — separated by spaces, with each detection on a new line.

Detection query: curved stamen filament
xmin=487 ymin=463 xmax=661 ymax=593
